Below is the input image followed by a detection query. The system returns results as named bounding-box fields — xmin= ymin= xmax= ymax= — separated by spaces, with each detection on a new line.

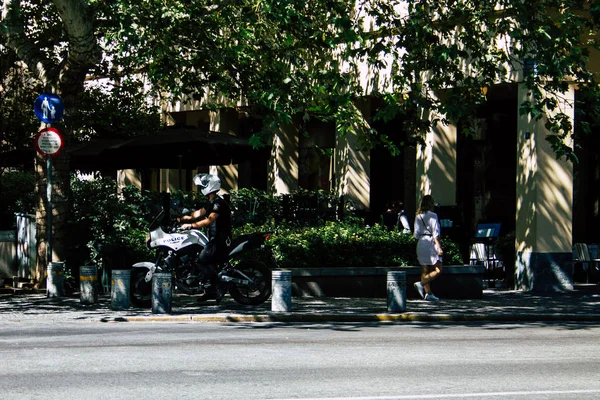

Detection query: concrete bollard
xmin=111 ymin=269 xmax=131 ymax=310
xmin=387 ymin=270 xmax=406 ymax=313
xmin=79 ymin=266 xmax=98 ymax=305
xmin=152 ymin=273 xmax=173 ymax=314
xmin=271 ymin=270 xmax=292 ymax=312
xmin=47 ymin=262 xmax=65 ymax=298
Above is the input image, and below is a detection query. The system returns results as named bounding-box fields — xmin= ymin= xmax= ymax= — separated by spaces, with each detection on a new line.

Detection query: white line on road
xmin=274 ymin=389 xmax=600 ymax=400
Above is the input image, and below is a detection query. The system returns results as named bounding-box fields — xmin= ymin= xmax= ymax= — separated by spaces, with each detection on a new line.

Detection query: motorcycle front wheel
xmin=130 ymin=268 xmax=152 ymax=308
xmin=228 ymin=260 xmax=272 ymax=306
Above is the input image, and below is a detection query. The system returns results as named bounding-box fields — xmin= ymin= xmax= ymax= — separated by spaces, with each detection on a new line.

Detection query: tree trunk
xmin=3 ymin=0 xmax=98 ymax=286
xmin=34 ymin=147 xmax=71 ymax=287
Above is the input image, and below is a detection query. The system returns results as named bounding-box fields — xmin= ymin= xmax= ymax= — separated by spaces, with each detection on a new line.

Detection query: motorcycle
xmin=130 ymin=209 xmax=273 ymax=307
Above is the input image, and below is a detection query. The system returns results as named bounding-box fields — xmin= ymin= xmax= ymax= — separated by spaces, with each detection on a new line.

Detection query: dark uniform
xmin=382 ymin=209 xmax=398 ymax=231
xmin=199 ymin=195 xmax=232 ymax=265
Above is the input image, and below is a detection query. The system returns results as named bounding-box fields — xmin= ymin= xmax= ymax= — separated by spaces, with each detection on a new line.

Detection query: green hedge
xmin=234 ymin=220 xmax=463 ymax=268
xmin=65 ymin=180 xmax=465 ymax=268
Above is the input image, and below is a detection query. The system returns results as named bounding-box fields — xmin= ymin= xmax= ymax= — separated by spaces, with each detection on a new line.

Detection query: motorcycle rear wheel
xmin=228 ymin=260 xmax=272 ymax=306
xmin=131 ymin=268 xmax=152 ymax=308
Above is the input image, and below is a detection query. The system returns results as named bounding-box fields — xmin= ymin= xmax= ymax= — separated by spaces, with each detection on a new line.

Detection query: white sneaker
xmin=425 ymin=293 xmax=440 ymax=302
xmin=414 ymin=282 xmax=425 ymax=299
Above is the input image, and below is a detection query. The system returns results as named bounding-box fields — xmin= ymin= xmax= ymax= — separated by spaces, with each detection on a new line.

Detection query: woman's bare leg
xmin=421 ymin=262 xmax=443 ymax=294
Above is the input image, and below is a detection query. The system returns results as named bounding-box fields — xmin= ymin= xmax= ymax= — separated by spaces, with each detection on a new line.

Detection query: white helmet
xmin=194 ymin=174 xmax=221 ymax=196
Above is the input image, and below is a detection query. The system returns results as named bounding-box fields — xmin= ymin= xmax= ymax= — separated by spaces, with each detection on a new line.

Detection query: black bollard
xmin=111 ymin=269 xmax=131 ymax=310
xmin=79 ymin=266 xmax=98 ymax=305
xmin=271 ymin=270 xmax=292 ymax=312
xmin=152 ymin=273 xmax=173 ymax=314
xmin=47 ymin=262 xmax=65 ymax=298
xmin=387 ymin=270 xmax=406 ymax=313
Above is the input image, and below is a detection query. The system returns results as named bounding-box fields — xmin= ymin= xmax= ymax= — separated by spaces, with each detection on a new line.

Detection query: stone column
xmin=333 ymin=102 xmax=371 ymax=210
xmin=268 ymin=124 xmax=299 ymax=195
xmin=415 ymin=118 xmax=457 ymax=207
xmin=211 ymin=109 xmax=240 ymax=193
xmin=515 ymin=84 xmax=574 ymax=291
xmin=159 ymin=169 xmax=172 ymax=192
xmin=117 ymin=170 xmax=141 ymax=191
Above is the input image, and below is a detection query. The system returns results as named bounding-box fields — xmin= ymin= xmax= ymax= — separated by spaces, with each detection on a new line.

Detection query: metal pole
xmin=46 ymin=156 xmax=52 ymax=264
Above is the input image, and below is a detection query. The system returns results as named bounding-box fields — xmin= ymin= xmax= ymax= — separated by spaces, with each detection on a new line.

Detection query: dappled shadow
xmin=333 ymin=105 xmax=371 ymax=210
xmin=1 ymin=284 xmax=598 ymax=329
xmin=268 ymin=123 xmax=299 ymax=194
xmin=0 ymin=293 xmax=115 ymax=320
xmin=515 ymin=85 xmax=575 ymax=291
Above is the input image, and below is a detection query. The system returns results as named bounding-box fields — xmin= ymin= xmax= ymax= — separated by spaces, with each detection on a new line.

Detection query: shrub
xmin=0 ymin=171 xmax=36 ymax=229
xmin=69 ymin=177 xmax=156 ymax=268
xmin=229 ymin=188 xmax=282 ymax=225
xmin=234 ymin=219 xmax=465 ymax=268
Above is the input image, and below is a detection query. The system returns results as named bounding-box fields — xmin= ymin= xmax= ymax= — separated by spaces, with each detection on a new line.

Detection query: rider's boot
xmin=208 ymin=264 xmax=225 ymax=304
xmin=214 ymin=283 xmax=226 ymax=305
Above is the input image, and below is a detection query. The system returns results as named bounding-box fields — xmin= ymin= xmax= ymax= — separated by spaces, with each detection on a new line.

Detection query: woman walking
xmin=413 ymin=195 xmax=443 ymax=302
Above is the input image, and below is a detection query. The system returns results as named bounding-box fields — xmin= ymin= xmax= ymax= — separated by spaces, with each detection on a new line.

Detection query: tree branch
xmin=52 ymin=0 xmax=100 ymax=92
xmin=1 ymin=0 xmax=53 ymax=85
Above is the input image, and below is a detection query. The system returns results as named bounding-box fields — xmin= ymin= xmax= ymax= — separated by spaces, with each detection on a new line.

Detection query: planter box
xmin=289 ymin=265 xmax=485 ymax=299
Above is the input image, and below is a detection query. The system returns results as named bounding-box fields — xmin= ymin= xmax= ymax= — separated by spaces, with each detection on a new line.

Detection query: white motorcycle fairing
xmin=148 ymin=226 xmax=209 ymax=251
xmin=136 ymin=227 xmax=209 ymax=283
xmin=131 ymin=261 xmax=156 ymax=283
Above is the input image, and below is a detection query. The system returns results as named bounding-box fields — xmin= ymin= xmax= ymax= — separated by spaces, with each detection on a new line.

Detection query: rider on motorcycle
xmin=179 ymin=173 xmax=232 ymax=303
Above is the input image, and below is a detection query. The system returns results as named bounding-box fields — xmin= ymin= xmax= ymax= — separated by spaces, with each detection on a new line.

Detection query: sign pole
xmin=33 ymin=94 xmax=64 ymax=270
xmin=33 ymin=126 xmax=64 ymax=265
xmin=46 ymin=156 xmax=52 ymax=264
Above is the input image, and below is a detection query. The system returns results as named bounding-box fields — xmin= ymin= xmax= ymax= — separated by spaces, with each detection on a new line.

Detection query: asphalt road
xmin=0 ymin=321 xmax=599 ymax=400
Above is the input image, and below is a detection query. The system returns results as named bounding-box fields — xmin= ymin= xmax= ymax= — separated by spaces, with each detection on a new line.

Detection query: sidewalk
xmin=0 ymin=284 xmax=599 ymax=324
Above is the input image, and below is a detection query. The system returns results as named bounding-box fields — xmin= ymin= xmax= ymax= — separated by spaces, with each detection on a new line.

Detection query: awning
xmin=1 ymin=127 xmax=270 ymax=171
xmin=69 ymin=127 xmax=270 ymax=171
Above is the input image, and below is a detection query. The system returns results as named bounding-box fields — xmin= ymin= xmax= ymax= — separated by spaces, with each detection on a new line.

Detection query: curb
xmin=99 ymin=312 xmax=600 ymax=324
xmin=0 ymin=288 xmax=46 ymax=295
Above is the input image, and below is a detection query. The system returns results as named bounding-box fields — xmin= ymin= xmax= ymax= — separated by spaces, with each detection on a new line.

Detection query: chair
xmin=470 ymin=243 xmax=488 ymax=265
xmin=573 ymin=243 xmax=600 ymax=283
xmin=470 ymin=242 xmax=503 ymax=285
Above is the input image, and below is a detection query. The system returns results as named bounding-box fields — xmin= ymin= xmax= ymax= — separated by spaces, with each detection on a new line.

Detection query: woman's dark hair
xmin=417 ymin=195 xmax=435 ymax=214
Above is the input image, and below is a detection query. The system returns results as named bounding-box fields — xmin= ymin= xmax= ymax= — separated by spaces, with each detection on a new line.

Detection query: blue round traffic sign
xmin=34 ymin=93 xmax=64 ymax=124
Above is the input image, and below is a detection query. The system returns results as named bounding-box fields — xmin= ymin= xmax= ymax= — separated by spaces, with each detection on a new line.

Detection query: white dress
xmin=413 ymin=211 xmax=441 ymax=266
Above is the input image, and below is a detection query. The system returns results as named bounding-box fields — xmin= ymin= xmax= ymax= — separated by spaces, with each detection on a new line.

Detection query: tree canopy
xmin=348 ymin=0 xmax=600 ymax=159
xmin=3 ymin=0 xmax=600 ymax=155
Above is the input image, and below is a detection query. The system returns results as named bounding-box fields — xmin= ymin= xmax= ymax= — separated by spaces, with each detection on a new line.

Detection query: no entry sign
xmin=34 ymin=127 xmax=64 ymax=157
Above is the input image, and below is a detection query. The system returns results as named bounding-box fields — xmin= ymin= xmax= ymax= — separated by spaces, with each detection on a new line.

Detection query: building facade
xmin=115 ymin=4 xmax=600 ymax=292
